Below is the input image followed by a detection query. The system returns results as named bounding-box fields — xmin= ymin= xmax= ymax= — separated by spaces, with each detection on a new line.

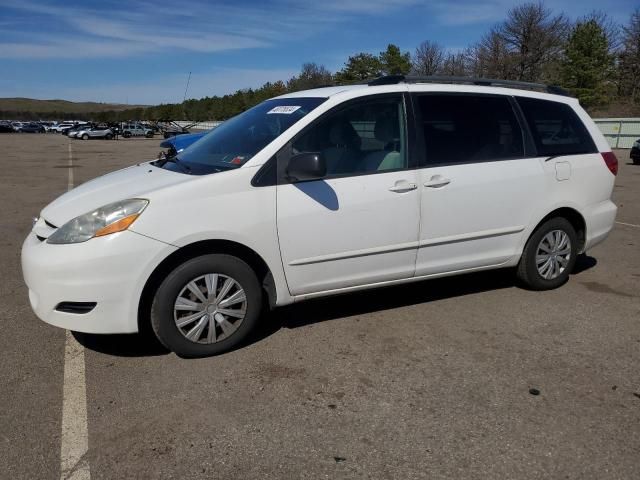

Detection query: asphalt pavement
xmin=1 ymin=133 xmax=639 ymax=479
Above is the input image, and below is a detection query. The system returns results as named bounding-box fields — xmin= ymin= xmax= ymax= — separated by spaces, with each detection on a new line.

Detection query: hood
xmin=41 ymin=162 xmax=193 ymax=226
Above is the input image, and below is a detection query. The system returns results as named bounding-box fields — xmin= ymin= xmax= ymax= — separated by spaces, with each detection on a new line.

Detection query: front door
xmin=276 ymin=94 xmax=421 ymax=296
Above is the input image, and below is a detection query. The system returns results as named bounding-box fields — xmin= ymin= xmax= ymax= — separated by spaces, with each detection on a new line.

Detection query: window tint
xmin=417 ymin=94 xmax=524 ymax=165
xmin=291 ymin=95 xmax=407 ymax=177
xmin=516 ymin=97 xmax=597 ymax=156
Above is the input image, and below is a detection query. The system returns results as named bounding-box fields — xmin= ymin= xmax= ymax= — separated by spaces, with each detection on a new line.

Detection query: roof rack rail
xmin=367 ymin=75 xmax=572 ymax=97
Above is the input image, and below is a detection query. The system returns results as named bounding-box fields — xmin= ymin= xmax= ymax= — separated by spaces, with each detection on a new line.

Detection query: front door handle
xmin=424 ymin=175 xmax=451 ymax=188
xmin=388 ymin=180 xmax=418 ymax=193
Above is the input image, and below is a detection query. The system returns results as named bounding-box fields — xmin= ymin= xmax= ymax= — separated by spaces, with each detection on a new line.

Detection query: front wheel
xmin=517 ymin=217 xmax=578 ymax=290
xmin=105 ymin=133 xmax=113 ymax=140
xmin=150 ymin=254 xmax=263 ymax=357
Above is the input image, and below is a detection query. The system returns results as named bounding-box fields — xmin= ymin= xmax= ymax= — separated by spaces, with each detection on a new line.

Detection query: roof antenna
xmin=182 ymin=71 xmax=192 ymax=102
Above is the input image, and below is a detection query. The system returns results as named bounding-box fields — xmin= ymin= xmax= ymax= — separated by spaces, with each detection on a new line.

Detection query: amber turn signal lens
xmin=94 ymin=214 xmax=140 ymax=237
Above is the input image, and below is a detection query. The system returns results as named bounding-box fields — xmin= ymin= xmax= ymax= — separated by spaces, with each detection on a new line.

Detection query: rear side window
xmin=516 ymin=97 xmax=597 ymax=156
xmin=416 ymin=94 xmax=524 ymax=165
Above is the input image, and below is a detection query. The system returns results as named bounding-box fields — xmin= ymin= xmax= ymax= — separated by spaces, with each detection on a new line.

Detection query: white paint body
xmin=21 ymin=83 xmax=617 ymax=333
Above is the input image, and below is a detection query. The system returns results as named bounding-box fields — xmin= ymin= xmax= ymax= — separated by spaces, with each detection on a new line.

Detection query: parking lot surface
xmin=1 ymin=134 xmax=639 ymax=479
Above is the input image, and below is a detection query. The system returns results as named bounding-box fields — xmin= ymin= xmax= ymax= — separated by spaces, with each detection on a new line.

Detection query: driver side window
xmin=292 ymin=95 xmax=408 ymax=177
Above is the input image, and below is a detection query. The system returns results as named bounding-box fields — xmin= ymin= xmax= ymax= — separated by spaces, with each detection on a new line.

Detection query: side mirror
xmin=286 ymin=152 xmax=327 ymax=182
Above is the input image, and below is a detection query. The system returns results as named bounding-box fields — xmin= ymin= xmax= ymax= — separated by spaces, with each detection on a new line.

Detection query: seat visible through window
xmin=291 ymin=95 xmax=407 ymax=177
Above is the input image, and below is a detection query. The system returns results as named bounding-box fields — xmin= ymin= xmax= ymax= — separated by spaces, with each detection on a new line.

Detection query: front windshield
xmin=176 ymin=97 xmax=326 ymax=173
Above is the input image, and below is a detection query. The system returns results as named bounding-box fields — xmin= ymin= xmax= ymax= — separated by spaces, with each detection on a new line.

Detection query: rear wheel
xmin=82 ymin=133 xmax=89 ymax=140
xmin=150 ymin=254 xmax=262 ymax=357
xmin=517 ymin=217 xmax=578 ymax=290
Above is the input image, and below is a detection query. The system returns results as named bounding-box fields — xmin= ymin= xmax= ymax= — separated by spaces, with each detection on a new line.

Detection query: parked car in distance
xmin=50 ymin=122 xmax=75 ymax=133
xmin=631 ymin=139 xmax=640 ymax=165
xmin=160 ymin=130 xmax=209 ymax=156
xmin=38 ymin=121 xmax=56 ymax=132
xmin=121 ymin=123 xmax=154 ymax=138
xmin=66 ymin=124 xmax=92 ymax=137
xmin=74 ymin=126 xmax=114 ymax=140
xmin=21 ymin=76 xmax=618 ymax=358
xmin=19 ymin=122 xmax=46 ymax=133
xmin=0 ymin=122 xmax=14 ymax=133
xmin=11 ymin=121 xmax=23 ymax=131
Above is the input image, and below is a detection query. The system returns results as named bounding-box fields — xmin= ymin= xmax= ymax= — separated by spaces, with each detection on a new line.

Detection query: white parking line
xmin=616 ymin=221 xmax=640 ymax=229
xmin=60 ymin=141 xmax=90 ymax=480
xmin=60 ymin=331 xmax=90 ymax=480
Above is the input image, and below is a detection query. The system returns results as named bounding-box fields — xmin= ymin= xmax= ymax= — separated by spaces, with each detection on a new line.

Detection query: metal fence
xmin=594 ymin=118 xmax=640 ymax=149
xmin=174 ymin=120 xmax=223 ymax=131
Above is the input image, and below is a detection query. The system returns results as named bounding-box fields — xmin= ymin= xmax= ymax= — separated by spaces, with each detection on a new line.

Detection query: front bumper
xmin=21 ymin=230 xmax=176 ymax=334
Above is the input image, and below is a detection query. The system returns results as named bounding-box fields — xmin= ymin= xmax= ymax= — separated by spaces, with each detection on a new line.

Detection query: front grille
xmin=55 ymin=302 xmax=97 ymax=314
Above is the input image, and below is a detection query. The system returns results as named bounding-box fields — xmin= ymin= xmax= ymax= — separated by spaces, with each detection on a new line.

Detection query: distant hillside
xmin=0 ymin=97 xmax=148 ymax=114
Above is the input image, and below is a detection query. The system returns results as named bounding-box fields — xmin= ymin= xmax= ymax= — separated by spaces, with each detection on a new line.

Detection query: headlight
xmin=47 ymin=199 xmax=148 ymax=244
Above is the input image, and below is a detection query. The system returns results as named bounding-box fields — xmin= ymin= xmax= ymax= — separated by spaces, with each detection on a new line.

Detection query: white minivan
xmin=22 ymin=77 xmax=618 ymax=357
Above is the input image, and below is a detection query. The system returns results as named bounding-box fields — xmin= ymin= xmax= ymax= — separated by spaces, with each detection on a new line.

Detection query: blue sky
xmin=1 ymin=0 xmax=636 ymax=105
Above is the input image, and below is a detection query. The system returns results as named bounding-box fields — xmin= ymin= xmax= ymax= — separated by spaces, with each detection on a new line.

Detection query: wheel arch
xmin=137 ymin=239 xmax=277 ymax=333
xmin=532 ymin=207 xmax=586 ymax=253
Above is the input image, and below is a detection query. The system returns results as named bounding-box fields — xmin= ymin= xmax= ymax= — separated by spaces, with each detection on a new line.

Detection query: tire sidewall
xmin=522 ymin=217 xmax=578 ymax=289
xmin=151 ymin=254 xmax=262 ymax=357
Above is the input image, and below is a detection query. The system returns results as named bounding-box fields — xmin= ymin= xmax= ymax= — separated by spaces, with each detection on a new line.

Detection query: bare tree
xmin=412 ymin=40 xmax=445 ymax=75
xmin=440 ymin=51 xmax=468 ymax=76
xmin=470 ymin=28 xmax=515 ymax=78
xmin=497 ymin=2 xmax=569 ymax=82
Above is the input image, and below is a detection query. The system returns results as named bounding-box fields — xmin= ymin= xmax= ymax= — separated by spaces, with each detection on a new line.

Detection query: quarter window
xmin=416 ymin=94 xmax=524 ymax=165
xmin=516 ymin=97 xmax=597 ymax=156
xmin=291 ymin=95 xmax=408 ymax=177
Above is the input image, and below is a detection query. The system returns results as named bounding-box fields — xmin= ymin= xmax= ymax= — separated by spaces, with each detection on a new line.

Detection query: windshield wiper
xmin=159 ymin=155 xmax=191 ymax=173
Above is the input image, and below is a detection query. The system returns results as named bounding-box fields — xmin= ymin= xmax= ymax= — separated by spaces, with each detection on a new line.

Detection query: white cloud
xmin=1 ymin=0 xmax=423 ymax=59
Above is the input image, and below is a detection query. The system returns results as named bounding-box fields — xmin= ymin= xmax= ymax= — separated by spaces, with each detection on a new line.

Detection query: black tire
xmin=150 ymin=254 xmax=263 ymax=357
xmin=122 ymin=131 xmax=131 ymax=138
xmin=517 ymin=217 xmax=578 ymax=290
xmin=105 ymin=133 xmax=113 ymax=140
xmin=82 ymin=133 xmax=89 ymax=140
xmin=633 ymin=158 xmax=640 ymax=165
xmin=145 ymin=131 xmax=154 ymax=138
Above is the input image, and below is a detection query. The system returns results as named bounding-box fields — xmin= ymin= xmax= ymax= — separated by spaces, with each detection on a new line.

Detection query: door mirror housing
xmin=286 ymin=152 xmax=327 ymax=182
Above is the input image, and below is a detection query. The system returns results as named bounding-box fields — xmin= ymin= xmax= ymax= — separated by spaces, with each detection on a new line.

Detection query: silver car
xmin=121 ymin=123 xmax=154 ymax=138
xmin=74 ymin=127 xmax=114 ymax=140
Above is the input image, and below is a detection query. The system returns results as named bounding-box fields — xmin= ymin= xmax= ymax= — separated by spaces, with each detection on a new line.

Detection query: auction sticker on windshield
xmin=267 ymin=106 xmax=301 ymax=114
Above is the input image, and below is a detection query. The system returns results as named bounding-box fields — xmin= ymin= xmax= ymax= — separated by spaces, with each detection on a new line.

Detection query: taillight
xmin=601 ymin=151 xmax=618 ymax=175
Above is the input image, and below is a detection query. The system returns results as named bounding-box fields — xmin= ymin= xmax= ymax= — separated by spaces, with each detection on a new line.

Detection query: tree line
xmin=7 ymin=2 xmax=640 ymax=121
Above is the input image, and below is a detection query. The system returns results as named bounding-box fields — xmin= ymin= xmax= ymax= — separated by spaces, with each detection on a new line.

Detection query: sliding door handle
xmin=424 ymin=175 xmax=451 ymax=188
xmin=389 ymin=181 xmax=417 ymax=193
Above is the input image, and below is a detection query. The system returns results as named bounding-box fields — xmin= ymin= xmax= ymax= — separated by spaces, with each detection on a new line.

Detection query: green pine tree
xmin=559 ymin=19 xmax=614 ymax=108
